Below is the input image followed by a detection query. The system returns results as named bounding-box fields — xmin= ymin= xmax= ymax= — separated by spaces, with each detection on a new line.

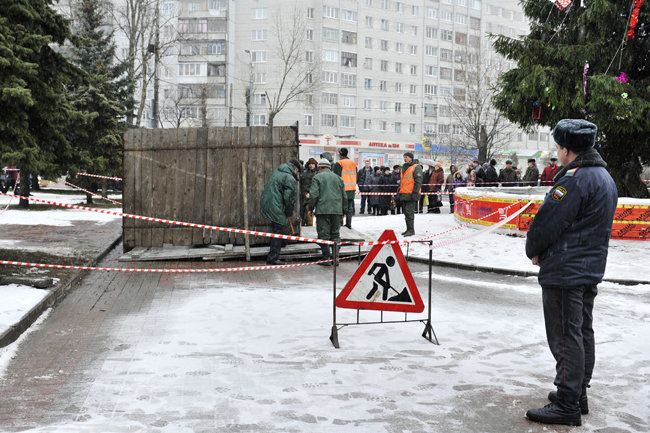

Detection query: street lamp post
xmin=244 ymin=50 xmax=253 ymax=126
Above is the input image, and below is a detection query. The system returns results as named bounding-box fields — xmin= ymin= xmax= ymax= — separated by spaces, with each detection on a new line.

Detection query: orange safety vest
xmin=399 ymin=164 xmax=420 ymax=194
xmin=339 ymin=158 xmax=357 ymax=191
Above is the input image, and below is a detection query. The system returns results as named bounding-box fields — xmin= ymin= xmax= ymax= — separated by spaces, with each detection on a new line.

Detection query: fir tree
xmin=0 ymin=0 xmax=83 ymax=206
xmin=492 ymin=0 xmax=650 ymax=197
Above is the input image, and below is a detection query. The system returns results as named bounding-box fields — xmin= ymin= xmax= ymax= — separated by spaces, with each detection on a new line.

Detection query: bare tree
xmin=161 ymin=85 xmax=210 ymax=128
xmin=445 ymin=52 xmax=517 ymax=163
xmin=265 ymin=4 xmax=320 ymax=129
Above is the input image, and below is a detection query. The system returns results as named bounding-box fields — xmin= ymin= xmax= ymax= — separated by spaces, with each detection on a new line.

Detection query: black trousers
xmin=266 ymin=221 xmax=287 ymax=263
xmin=542 ymin=284 xmax=597 ymax=403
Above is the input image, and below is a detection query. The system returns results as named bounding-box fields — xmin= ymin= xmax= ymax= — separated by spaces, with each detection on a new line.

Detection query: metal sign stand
xmin=329 ymin=240 xmax=439 ymax=348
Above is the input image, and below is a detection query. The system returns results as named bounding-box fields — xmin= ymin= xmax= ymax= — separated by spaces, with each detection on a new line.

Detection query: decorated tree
xmin=492 ymin=0 xmax=650 ymax=197
xmin=0 ymin=0 xmax=83 ymax=206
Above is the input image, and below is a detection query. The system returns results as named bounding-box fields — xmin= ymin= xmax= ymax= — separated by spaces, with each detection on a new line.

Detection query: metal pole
xmin=330 ymin=241 xmax=340 ymax=348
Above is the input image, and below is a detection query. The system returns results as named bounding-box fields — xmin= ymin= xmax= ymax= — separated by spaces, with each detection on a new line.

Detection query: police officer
xmin=331 ymin=148 xmax=357 ymax=229
xmin=524 ymin=119 xmax=618 ymax=426
xmin=398 ymin=152 xmax=423 ymax=237
xmin=308 ymin=158 xmax=346 ymax=266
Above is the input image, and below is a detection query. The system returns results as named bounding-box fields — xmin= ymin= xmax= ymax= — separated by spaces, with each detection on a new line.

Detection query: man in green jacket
xmin=398 ymin=152 xmax=423 ymax=237
xmin=308 ymin=158 xmax=347 ymax=266
xmin=260 ymin=159 xmax=301 ymax=265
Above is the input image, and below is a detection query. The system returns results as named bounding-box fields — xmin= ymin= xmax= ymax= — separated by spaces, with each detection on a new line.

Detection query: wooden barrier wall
xmin=123 ymin=126 xmax=299 ymax=251
xmin=454 ymin=191 xmax=650 ymax=241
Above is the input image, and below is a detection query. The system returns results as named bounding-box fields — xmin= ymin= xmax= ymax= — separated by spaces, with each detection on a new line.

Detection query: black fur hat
xmin=553 ymin=119 xmax=597 ymax=151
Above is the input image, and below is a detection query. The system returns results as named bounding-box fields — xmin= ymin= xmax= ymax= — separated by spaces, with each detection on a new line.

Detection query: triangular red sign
xmin=336 ymin=230 xmax=424 ymax=313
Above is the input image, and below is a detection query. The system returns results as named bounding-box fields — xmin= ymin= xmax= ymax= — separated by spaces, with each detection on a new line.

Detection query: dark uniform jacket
xmin=307 ymin=168 xmax=346 ymax=215
xmin=260 ymin=163 xmax=297 ymax=225
xmin=525 ymin=148 xmax=618 ymax=287
xmin=398 ymin=161 xmax=423 ymax=202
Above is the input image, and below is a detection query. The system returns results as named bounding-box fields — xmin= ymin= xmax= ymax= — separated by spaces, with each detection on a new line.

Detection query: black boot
xmin=318 ymin=244 xmax=332 ymax=266
xmin=526 ymin=397 xmax=581 ymax=426
xmin=402 ymin=220 xmax=415 ymax=237
xmin=548 ymin=391 xmax=588 ymax=415
xmin=345 ymin=214 xmax=352 ymax=229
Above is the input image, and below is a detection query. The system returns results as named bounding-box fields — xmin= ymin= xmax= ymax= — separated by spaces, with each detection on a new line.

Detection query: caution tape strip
xmin=64 ymin=181 xmax=123 ymax=205
xmin=77 ymin=172 xmax=123 ymax=182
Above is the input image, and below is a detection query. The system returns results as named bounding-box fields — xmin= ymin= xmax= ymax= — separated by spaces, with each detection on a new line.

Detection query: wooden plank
xmin=132 ymin=128 xmax=144 ymax=248
xmin=192 ymin=128 xmax=207 ymax=245
xmin=150 ymin=128 xmax=165 ymax=247
xmin=204 ymin=128 xmax=218 ymax=245
xmin=161 ymin=128 xmax=177 ymax=245
xmin=172 ymin=128 xmax=189 ymax=246
xmin=122 ymin=129 xmax=136 ymax=251
xmin=181 ymin=128 xmax=198 ymax=246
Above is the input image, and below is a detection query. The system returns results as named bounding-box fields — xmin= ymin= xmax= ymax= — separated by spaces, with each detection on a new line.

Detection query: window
xmin=453 ymin=87 xmax=466 ymax=100
xmin=182 ymin=44 xmax=200 ymax=55
xmin=441 ymin=10 xmax=453 ymax=23
xmin=341 ymin=73 xmax=357 ymax=87
xmin=321 ymin=114 xmax=337 ymax=127
xmin=342 ymin=10 xmax=357 ymax=22
xmin=251 ymin=29 xmax=267 ymax=41
xmin=424 ymin=123 xmax=436 ymax=134
xmin=409 ymin=45 xmax=417 ymax=55
xmin=379 ymin=100 xmax=388 ymax=111
xmin=323 ymin=6 xmax=339 ymax=19
xmin=178 ymin=19 xmax=207 ymax=33
xmin=305 ymin=50 xmax=313 ymax=62
xmin=440 ymin=48 xmax=453 ymax=61
xmin=381 ymin=0 xmax=390 ymax=9
xmin=364 ymin=78 xmax=372 ymax=89
xmin=322 ymin=49 xmax=338 ymax=62
xmin=471 ymin=0 xmax=482 ymax=10
xmin=365 ymin=37 xmax=373 ymax=49
xmin=381 ymin=19 xmax=389 ymax=31
xmin=456 ymin=32 xmax=467 ymax=45
xmin=424 ymin=104 xmax=438 ymax=117
xmin=409 ymin=123 xmax=416 ymax=133
xmin=425 ymin=45 xmax=438 ymax=57
xmin=178 ymin=63 xmax=201 ymax=76
xmin=380 ymin=60 xmax=388 ymax=72
xmin=342 ymin=95 xmax=356 ymax=107
xmin=396 ymin=2 xmax=404 ymax=13
xmin=379 ymin=80 xmax=387 ymax=91
xmin=323 ymin=27 xmax=339 ymax=41
xmin=469 ymin=35 xmax=481 ymax=48
xmin=394 ymin=102 xmax=402 ymax=112
xmin=411 ymin=25 xmax=418 ymax=36
xmin=342 ymin=31 xmax=357 ymax=44
xmin=409 ymin=103 xmax=416 ymax=114
xmin=322 ymin=70 xmax=338 ymax=83
xmin=394 ymin=122 xmax=402 ymax=133
xmin=441 ymin=29 xmax=453 ymax=41
xmin=412 ymin=5 xmax=419 ymax=16
xmin=307 ymin=7 xmax=314 ymax=18
xmin=251 ymin=50 xmax=267 ymax=63
xmin=456 ymin=14 xmax=467 ymax=25
xmin=364 ymin=58 xmax=373 ymax=69
xmin=440 ymin=67 xmax=452 ymax=79
xmin=395 ymin=62 xmax=403 ymax=73
xmin=188 ymin=2 xmax=200 ymax=12
xmin=410 ymin=65 xmax=417 ymax=75
xmin=440 ymin=86 xmax=452 ymax=97
xmin=453 ymin=124 xmax=463 ymax=135
xmin=253 ymin=8 xmax=267 ymax=19
xmin=253 ymin=114 xmax=266 ymax=125
xmin=254 ymin=72 xmax=266 ymax=83
xmin=304 ymin=114 xmax=313 ymax=126
xmin=248 ymin=93 xmax=265 ymax=106
xmin=340 ymin=115 xmax=355 ymax=128
xmin=180 ymin=106 xmax=199 ymax=119
xmin=457 ymin=0 xmax=467 ymax=6
xmin=341 ymin=52 xmax=357 ymax=67
xmin=396 ymin=22 xmax=404 ymax=33
xmin=208 ymin=41 xmax=226 ymax=55
xmin=470 ymin=16 xmax=481 ymax=30
xmin=424 ymin=84 xmax=437 ymax=97
xmin=365 ymin=16 xmax=373 ymax=28
xmin=208 ymin=0 xmax=227 ymax=10
xmin=364 ymin=99 xmax=372 ymax=109
xmin=162 ymin=2 xmax=175 ymax=15
xmin=425 ymin=26 xmax=438 ymax=39
xmin=454 ymin=51 xmax=466 ymax=63
xmin=381 ymin=40 xmax=388 ymax=51
xmin=366 ymin=0 xmax=373 ymax=5
xmin=426 ymin=7 xmax=438 ymax=19
xmin=306 ymin=29 xmax=314 ymax=40
xmin=363 ymin=119 xmax=372 ymax=130
xmin=439 ymin=124 xmax=451 ymax=134
xmin=322 ymin=93 xmax=338 ymax=104
xmin=425 ymin=65 xmax=438 ymax=77
xmin=395 ymin=42 xmax=403 ymax=53
xmin=305 ymin=94 xmax=313 ymax=105
xmin=395 ymin=82 xmax=402 ymax=92
xmin=208 ymin=18 xmax=226 ymax=32
xmin=440 ymin=105 xmax=451 ymax=116
xmin=380 ymin=120 xmax=387 ymax=131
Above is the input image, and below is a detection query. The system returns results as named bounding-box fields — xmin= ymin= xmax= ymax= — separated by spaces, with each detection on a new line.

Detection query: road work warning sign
xmin=336 ymin=230 xmax=424 ymax=313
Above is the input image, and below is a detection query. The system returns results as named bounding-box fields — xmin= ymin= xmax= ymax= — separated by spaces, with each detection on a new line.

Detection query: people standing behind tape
xmin=523 ymin=158 xmax=540 ymax=186
xmin=419 ymin=163 xmax=434 ymax=213
xmin=376 ymin=166 xmax=393 ymax=215
xmin=368 ymin=166 xmax=382 ymax=215
xmin=498 ymin=160 xmax=518 ymax=186
xmin=391 ymin=165 xmax=402 ymax=215
xmin=445 ymin=164 xmax=459 ymax=213
xmin=260 ymin=159 xmax=301 ymax=266
xmin=331 ymin=147 xmax=356 ymax=229
xmin=399 ymin=152 xmax=423 ymax=237
xmin=466 ymin=164 xmax=477 ymax=186
xmin=307 ymin=158 xmax=347 ymax=266
xmin=540 ymin=157 xmax=560 ymax=186
xmin=476 ymin=162 xmax=488 ymax=187
xmin=299 ymin=158 xmax=318 ymax=226
xmin=485 ymin=159 xmax=499 ymax=187
xmin=429 ymin=162 xmax=445 ymax=213
xmin=1 ymin=166 xmax=19 ymax=193
xmin=356 ymin=160 xmax=373 ymax=214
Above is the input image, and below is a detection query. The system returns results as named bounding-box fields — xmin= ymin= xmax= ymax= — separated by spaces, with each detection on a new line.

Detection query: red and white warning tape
xmin=76 ymin=172 xmax=123 ymax=182
xmin=65 ymin=181 xmax=122 ymax=205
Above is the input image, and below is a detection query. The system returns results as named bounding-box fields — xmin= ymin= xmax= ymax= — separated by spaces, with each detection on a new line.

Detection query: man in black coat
xmin=524 ymin=119 xmax=618 ymax=427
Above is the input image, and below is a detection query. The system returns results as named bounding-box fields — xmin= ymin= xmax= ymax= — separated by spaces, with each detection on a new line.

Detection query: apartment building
xmin=67 ymin=0 xmax=556 ymax=167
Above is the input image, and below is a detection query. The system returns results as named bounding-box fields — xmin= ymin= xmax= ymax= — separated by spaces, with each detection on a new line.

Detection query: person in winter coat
xmin=299 ymin=158 xmax=318 ymax=226
xmin=308 ymin=158 xmax=347 ymax=266
xmin=391 ymin=165 xmax=402 ymax=214
xmin=476 ymin=163 xmax=487 ymax=187
xmin=465 ymin=164 xmax=477 ymax=186
xmin=260 ymin=159 xmax=301 ymax=265
xmin=377 ymin=166 xmax=393 ymax=215
xmin=331 ymin=148 xmax=357 ymax=229
xmin=399 ymin=152 xmax=423 ymax=236
xmin=485 ymin=159 xmax=499 ymax=187
xmin=523 ymin=158 xmax=540 ymax=186
xmin=368 ymin=166 xmax=382 ymax=215
xmin=429 ymin=162 xmax=445 ymax=213
xmin=419 ymin=164 xmax=434 ymax=213
xmin=357 ymin=160 xmax=373 ymax=214
xmin=524 ymin=119 xmax=618 ymax=427
xmin=497 ymin=160 xmax=518 ymax=186
xmin=540 ymin=157 xmax=560 ymax=186
xmin=445 ymin=164 xmax=460 ymax=213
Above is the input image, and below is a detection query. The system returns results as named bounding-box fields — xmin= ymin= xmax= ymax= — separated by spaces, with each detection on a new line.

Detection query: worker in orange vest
xmin=331 ymin=148 xmax=357 ymax=229
xmin=398 ymin=152 xmax=423 ymax=236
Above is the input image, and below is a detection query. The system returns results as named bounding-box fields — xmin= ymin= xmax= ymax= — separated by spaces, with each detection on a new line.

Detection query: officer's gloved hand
xmin=411 ymin=193 xmax=418 ymax=201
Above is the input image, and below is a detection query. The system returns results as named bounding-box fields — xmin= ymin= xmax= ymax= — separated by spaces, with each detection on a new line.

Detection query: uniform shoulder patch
xmin=566 ymin=168 xmax=579 ymax=177
xmin=551 ymin=186 xmax=568 ymax=201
